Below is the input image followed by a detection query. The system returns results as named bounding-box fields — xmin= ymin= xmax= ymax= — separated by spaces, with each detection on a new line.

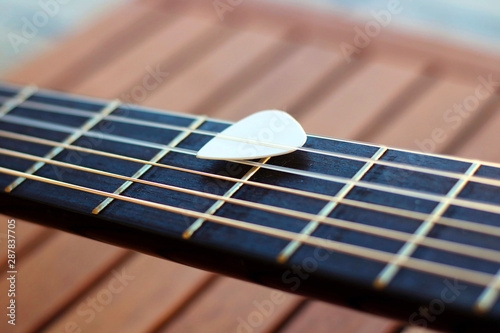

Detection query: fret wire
xmin=1 ymin=129 xmax=499 ymax=240
xmin=276 ymin=147 xmax=388 ymax=264
xmin=3 ymin=80 xmax=500 ymax=172
xmin=2 ymin=147 xmax=500 ymax=264
xmin=0 ymin=164 xmax=497 ymax=289
xmin=0 ymin=85 xmax=37 ymax=117
xmin=374 ymin=163 xmax=481 ymax=289
xmin=4 ymin=100 xmax=121 ymax=192
xmin=3 ymin=95 xmax=500 ymax=187
xmin=183 ymin=157 xmax=270 ymax=239
xmin=3 ymin=112 xmax=498 ymax=215
xmin=475 ymin=268 xmax=500 ymax=314
xmin=92 ymin=115 xmax=207 ymax=214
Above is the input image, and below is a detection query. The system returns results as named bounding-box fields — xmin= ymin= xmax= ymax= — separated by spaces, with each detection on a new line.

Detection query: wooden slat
xmin=300 ymin=60 xmax=428 ymax=138
xmin=0 ymin=233 xmax=124 ymax=332
xmin=369 ymin=78 xmax=480 ymax=151
xmin=211 ymin=44 xmax=342 ymax=120
xmin=72 ymin=15 xmax=218 ymax=99
xmin=41 ymin=255 xmax=210 ymax=333
xmin=158 ymin=277 xmax=302 ymax=333
xmin=177 ymin=0 xmax=500 ymax=83
xmin=4 ymin=0 xmax=167 ymax=87
xmin=450 ymin=99 xmax=500 ymax=163
xmin=143 ymin=27 xmax=291 ymax=112
xmin=279 ymin=301 xmax=400 ymax=333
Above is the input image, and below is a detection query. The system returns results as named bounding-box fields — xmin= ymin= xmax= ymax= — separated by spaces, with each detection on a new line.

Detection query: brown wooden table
xmin=1 ymin=0 xmax=499 ymax=331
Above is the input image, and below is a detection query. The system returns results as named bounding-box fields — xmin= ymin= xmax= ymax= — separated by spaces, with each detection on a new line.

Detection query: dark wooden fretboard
xmin=1 ymin=82 xmax=500 ymax=331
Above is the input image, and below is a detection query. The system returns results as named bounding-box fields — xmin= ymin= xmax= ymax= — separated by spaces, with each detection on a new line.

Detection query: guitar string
xmin=0 ymin=165 xmax=497 ymax=290
xmin=2 ymin=81 xmax=500 ymax=172
xmin=3 ymin=114 xmax=500 ymax=218
xmin=2 ymin=146 xmax=499 ymax=263
xmin=3 ymin=95 xmax=500 ymax=188
xmin=2 ymin=130 xmax=499 ymax=240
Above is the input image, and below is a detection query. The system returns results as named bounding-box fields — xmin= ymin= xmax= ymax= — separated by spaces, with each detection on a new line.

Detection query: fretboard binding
xmin=1 ymin=129 xmax=498 ymax=241
xmin=92 ymin=115 xmax=207 ymax=214
xmin=2 ymin=113 xmax=499 ymax=217
xmin=276 ymin=147 xmax=388 ymax=263
xmin=374 ymin=162 xmax=482 ymax=290
xmin=4 ymin=93 xmax=500 ymax=187
xmin=4 ymin=100 xmax=121 ymax=192
xmin=0 ymin=165 xmax=498 ymax=291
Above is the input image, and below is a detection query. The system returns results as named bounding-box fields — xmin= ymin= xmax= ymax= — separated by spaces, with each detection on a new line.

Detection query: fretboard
xmin=1 ymin=82 xmax=500 ymax=331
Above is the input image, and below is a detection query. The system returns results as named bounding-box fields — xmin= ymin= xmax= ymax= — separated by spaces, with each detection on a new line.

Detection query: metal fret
xmin=182 ymin=157 xmax=271 ymax=239
xmin=374 ymin=162 xmax=481 ymax=289
xmin=0 ymin=85 xmax=37 ymax=117
xmin=5 ymin=99 xmax=120 ymax=193
xmin=92 ymin=115 xmax=207 ymax=214
xmin=475 ymin=269 xmax=500 ymax=314
xmin=276 ymin=147 xmax=388 ymax=263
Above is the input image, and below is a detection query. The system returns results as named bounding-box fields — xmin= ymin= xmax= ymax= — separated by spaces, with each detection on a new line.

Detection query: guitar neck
xmin=1 ymin=82 xmax=500 ymax=331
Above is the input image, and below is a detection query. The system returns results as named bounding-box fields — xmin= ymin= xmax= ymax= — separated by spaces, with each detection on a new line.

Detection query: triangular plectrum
xmin=197 ymin=110 xmax=307 ymax=160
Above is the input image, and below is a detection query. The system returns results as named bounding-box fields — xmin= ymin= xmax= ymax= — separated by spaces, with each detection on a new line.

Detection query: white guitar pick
xmin=197 ymin=110 xmax=307 ymax=160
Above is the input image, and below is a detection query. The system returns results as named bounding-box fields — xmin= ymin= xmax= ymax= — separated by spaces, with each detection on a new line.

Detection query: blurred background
xmin=1 ymin=0 xmax=500 ymax=332
xmin=2 ymin=0 xmax=500 ymax=75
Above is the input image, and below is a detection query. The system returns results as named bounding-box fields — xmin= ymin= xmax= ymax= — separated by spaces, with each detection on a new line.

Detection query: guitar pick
xmin=197 ymin=110 xmax=307 ymax=160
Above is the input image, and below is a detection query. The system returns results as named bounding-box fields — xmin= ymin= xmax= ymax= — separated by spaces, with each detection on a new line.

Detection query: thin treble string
xmin=2 ymin=129 xmax=499 ymax=240
xmin=2 ymin=146 xmax=499 ymax=264
xmin=2 ymin=114 xmax=500 ymax=217
xmin=0 ymin=165 xmax=497 ymax=289
xmin=3 ymin=95 xmax=500 ymax=187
